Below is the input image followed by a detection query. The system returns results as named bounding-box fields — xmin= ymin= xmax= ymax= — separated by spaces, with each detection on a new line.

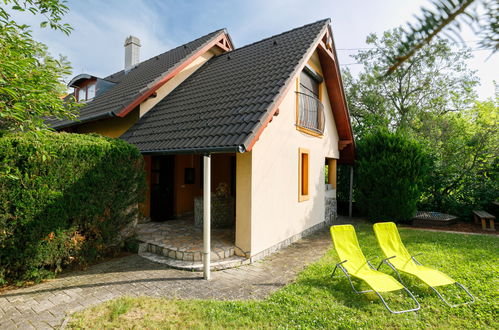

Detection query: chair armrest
xmin=332 ymin=259 xmax=348 ymax=278
xmin=411 ymin=253 xmax=423 ymax=265
xmin=376 ymin=256 xmax=396 ymax=270
xmin=366 ymin=256 xmax=379 ymax=269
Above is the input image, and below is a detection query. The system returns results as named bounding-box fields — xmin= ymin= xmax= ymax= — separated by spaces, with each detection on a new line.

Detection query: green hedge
xmin=355 ymin=130 xmax=431 ymax=222
xmin=0 ymin=132 xmax=145 ymax=284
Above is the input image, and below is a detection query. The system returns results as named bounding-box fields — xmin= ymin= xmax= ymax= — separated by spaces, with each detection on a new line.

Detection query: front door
xmin=150 ymin=156 xmax=175 ymax=221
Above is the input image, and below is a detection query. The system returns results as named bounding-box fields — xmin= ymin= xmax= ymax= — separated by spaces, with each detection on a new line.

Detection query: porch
xmin=138 ymin=153 xmax=247 ymax=271
xmin=136 ymin=218 xmax=248 ymax=270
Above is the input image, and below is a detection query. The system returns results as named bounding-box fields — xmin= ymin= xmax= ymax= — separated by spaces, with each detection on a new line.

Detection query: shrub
xmin=355 ymin=129 xmax=431 ymax=222
xmin=0 ymin=131 xmax=145 ymax=284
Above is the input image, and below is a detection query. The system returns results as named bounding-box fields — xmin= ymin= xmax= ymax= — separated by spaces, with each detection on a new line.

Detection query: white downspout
xmin=203 ymin=154 xmax=211 ymax=280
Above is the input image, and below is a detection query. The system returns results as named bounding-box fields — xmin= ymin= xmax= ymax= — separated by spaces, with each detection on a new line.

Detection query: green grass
xmin=69 ymin=224 xmax=498 ymax=329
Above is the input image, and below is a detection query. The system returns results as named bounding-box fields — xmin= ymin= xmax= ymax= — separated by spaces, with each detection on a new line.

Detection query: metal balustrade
xmin=296 ymin=91 xmax=325 ymax=134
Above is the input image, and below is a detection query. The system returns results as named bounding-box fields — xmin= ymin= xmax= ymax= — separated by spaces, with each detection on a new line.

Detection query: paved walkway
xmin=0 ymin=229 xmax=332 ymax=329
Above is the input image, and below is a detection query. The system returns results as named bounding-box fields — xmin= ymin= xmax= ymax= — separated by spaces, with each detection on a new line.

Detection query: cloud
xmin=5 ymin=0 xmax=496 ymax=99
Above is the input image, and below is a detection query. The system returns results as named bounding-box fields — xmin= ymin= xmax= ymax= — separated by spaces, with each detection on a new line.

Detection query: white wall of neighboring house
xmin=235 ymin=51 xmax=340 ymax=257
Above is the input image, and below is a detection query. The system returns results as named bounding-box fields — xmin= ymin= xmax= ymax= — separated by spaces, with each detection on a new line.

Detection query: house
xmin=51 ymin=19 xmax=355 ymax=276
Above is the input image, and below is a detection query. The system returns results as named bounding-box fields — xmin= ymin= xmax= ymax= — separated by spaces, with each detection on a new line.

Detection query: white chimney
xmin=124 ymin=36 xmax=141 ymax=72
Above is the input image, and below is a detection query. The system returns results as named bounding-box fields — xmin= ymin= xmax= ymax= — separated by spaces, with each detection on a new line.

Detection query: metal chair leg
xmin=430 ymin=282 xmax=475 ymax=307
xmin=377 ymin=258 xmax=406 ymax=285
xmin=332 ymin=262 xmax=373 ymax=294
xmin=374 ymin=287 xmax=421 ymax=314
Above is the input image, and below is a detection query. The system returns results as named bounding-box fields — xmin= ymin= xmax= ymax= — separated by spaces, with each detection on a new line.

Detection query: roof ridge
xmin=217 ymin=18 xmax=330 ymax=57
xmin=105 ymin=28 xmax=226 ymax=80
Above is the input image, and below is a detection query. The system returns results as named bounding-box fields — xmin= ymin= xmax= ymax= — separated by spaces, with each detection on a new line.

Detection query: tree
xmin=418 ymin=98 xmax=499 ymax=216
xmin=344 ymin=29 xmax=498 ymax=218
xmin=388 ymin=0 xmax=498 ymax=73
xmin=0 ymin=0 xmax=77 ymax=132
xmin=344 ymin=29 xmax=479 ymax=138
xmin=355 ymin=129 xmax=432 ymax=222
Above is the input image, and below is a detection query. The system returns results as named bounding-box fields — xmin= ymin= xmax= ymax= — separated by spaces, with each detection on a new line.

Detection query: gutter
xmin=140 ymin=145 xmax=246 ymax=155
xmin=52 ymin=111 xmax=116 ymax=130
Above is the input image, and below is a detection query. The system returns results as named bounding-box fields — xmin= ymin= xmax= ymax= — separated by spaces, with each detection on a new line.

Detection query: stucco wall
xmin=173 ymin=153 xmax=234 ymax=216
xmin=74 ymin=108 xmax=140 ymax=138
xmin=244 ymin=52 xmax=340 ymax=256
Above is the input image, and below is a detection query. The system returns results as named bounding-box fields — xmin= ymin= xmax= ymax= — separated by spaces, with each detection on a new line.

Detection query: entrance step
xmin=138 ymin=241 xmax=235 ymax=262
xmin=138 ymin=249 xmax=249 ymax=271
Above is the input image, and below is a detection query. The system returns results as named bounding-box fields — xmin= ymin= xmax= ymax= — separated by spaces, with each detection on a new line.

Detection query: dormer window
xmin=87 ymin=83 xmax=95 ymax=99
xmin=68 ymin=73 xmax=116 ymax=103
xmin=75 ymin=82 xmax=96 ymax=102
xmin=77 ymin=87 xmax=86 ymax=102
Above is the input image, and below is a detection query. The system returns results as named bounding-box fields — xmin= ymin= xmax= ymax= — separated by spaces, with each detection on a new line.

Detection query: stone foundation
xmin=247 ymin=220 xmax=330 ymax=263
xmin=194 ymin=196 xmax=235 ymax=228
xmin=325 ymin=197 xmax=337 ymax=224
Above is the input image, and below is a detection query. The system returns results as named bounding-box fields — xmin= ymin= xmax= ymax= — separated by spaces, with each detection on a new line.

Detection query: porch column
xmin=203 ymin=154 xmax=211 ymax=280
xmin=348 ymin=165 xmax=354 ymax=218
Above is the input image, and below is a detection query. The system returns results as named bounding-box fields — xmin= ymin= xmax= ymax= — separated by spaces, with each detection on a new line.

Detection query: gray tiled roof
xmin=121 ymin=19 xmax=329 ymax=153
xmin=51 ymin=29 xmax=226 ymax=128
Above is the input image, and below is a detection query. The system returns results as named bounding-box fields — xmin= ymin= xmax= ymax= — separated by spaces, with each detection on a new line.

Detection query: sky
xmin=9 ymin=0 xmax=498 ymax=99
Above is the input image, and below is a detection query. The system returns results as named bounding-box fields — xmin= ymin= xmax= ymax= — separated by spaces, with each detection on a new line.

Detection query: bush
xmin=0 ymin=132 xmax=145 ymax=284
xmin=355 ymin=129 xmax=431 ymax=222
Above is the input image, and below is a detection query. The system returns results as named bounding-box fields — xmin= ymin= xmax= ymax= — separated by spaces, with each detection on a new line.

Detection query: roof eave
xmin=140 ymin=145 xmax=246 ymax=155
xmin=51 ymin=111 xmax=115 ymax=130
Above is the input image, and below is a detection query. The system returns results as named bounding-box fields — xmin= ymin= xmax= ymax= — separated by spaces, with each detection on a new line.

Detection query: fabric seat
xmin=330 ymin=225 xmax=404 ymax=292
xmin=373 ymin=222 xmax=455 ymax=287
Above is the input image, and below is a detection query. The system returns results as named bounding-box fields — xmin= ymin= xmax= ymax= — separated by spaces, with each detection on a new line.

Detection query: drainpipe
xmin=348 ymin=165 xmax=354 ymax=218
xmin=203 ymin=154 xmax=211 ymax=280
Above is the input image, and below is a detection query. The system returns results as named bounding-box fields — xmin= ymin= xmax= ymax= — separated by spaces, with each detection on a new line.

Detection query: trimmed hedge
xmin=0 ymin=132 xmax=145 ymax=284
xmin=355 ymin=129 xmax=431 ymax=222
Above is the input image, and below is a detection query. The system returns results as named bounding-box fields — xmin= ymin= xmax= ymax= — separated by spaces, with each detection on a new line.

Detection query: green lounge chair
xmin=330 ymin=225 xmax=420 ymax=314
xmin=373 ymin=222 xmax=475 ymax=307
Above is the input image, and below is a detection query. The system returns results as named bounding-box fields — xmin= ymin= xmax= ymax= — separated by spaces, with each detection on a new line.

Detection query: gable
xmin=122 ymin=19 xmax=332 ymax=155
xmin=50 ymin=29 xmax=233 ymax=129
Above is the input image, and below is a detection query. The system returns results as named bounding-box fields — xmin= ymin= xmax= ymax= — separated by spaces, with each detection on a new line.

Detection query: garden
xmin=68 ymin=224 xmax=498 ymax=329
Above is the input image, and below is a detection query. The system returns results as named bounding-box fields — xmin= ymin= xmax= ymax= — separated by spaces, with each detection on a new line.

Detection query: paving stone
xmin=0 ymin=228 xmax=331 ymax=328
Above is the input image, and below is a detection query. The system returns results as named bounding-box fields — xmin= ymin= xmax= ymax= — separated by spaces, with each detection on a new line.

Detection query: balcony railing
xmin=296 ymin=91 xmax=325 ymax=134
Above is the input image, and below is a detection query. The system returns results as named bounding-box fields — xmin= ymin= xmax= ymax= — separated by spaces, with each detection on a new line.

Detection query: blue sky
xmin=11 ymin=0 xmax=498 ymax=99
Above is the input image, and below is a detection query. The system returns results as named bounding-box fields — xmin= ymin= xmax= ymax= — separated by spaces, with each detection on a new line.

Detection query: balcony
xmin=296 ymin=91 xmax=325 ymax=135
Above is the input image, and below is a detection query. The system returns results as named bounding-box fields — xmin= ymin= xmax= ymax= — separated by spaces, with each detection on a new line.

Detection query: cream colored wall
xmin=246 ymin=51 xmax=340 ymax=256
xmin=235 ymin=151 xmax=252 ymax=256
xmin=139 ymin=49 xmax=217 ymax=117
xmin=74 ymin=108 xmax=140 ymax=138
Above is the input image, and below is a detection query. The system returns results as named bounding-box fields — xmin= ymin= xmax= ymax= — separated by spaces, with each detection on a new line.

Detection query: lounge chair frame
xmin=376 ymin=254 xmax=475 ymax=308
xmin=332 ymin=259 xmax=421 ymax=314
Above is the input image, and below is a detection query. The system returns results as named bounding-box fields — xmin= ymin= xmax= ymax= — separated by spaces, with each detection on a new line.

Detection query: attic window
xmin=296 ymin=67 xmax=325 ymax=135
xmin=75 ymin=82 xmax=96 ymax=102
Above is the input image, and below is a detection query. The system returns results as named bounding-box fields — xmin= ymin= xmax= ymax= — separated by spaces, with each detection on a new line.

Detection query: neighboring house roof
xmin=50 ymin=29 xmax=232 ymax=129
xmin=122 ymin=19 xmax=343 ymax=155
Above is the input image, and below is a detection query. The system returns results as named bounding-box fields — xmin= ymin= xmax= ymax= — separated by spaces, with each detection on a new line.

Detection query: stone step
xmin=138 ymin=251 xmax=250 ymax=271
xmin=138 ymin=242 xmax=235 ymax=262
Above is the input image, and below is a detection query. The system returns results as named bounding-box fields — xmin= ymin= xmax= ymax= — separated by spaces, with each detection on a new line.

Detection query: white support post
xmin=203 ymin=154 xmax=211 ymax=280
xmin=348 ymin=165 xmax=354 ymax=219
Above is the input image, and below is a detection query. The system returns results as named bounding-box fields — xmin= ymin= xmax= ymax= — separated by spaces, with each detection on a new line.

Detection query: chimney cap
xmin=124 ymin=35 xmax=141 ymax=47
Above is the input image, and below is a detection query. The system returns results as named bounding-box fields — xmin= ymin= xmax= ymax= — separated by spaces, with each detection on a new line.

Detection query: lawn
xmin=69 ymin=224 xmax=498 ymax=329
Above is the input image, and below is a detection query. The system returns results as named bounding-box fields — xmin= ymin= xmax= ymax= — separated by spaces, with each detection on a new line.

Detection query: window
xmin=299 ymin=148 xmax=310 ymax=201
xmin=296 ymin=68 xmax=325 ymax=135
xmin=75 ymin=82 xmax=96 ymax=102
xmin=87 ymin=83 xmax=96 ymax=99
xmin=77 ymin=87 xmax=86 ymax=102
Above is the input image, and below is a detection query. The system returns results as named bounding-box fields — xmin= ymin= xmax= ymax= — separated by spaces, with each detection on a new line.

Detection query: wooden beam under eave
xmin=317 ymin=41 xmax=355 ymax=165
